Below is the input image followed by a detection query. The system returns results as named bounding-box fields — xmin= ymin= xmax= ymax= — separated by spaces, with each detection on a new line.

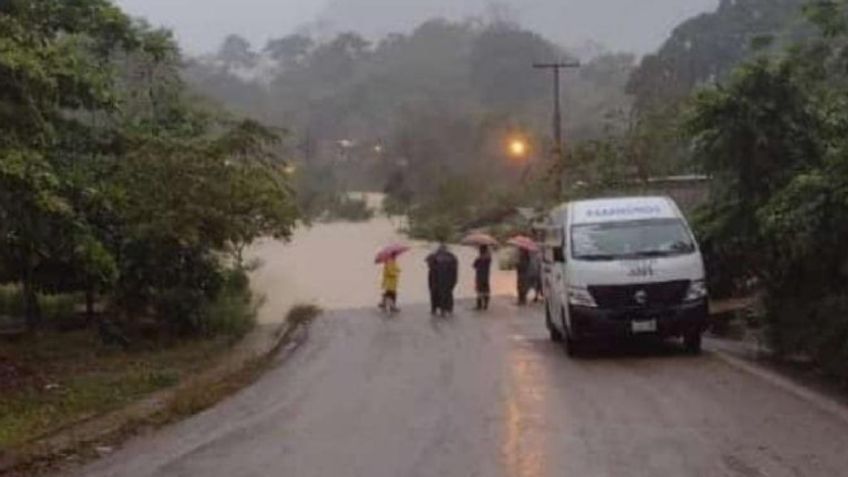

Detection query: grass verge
xmin=1 ymin=305 xmax=321 ymax=476
xmin=0 ymin=331 xmax=234 ymax=451
xmin=162 ymin=304 xmax=321 ymax=420
xmin=151 ymin=304 xmax=320 ymax=426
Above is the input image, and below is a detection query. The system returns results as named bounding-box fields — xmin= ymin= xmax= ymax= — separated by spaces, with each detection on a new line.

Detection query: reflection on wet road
xmin=72 ymin=300 xmax=848 ymax=477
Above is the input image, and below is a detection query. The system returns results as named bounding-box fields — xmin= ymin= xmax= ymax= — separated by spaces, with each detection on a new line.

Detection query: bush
xmin=203 ymin=269 xmax=258 ymax=339
xmin=407 ymin=215 xmax=456 ymax=242
xmin=0 ymin=286 xmax=24 ymax=318
xmin=286 ymin=304 xmax=321 ymax=328
xmin=0 ymin=286 xmax=78 ymax=324
xmin=325 ymin=196 xmax=374 ymax=222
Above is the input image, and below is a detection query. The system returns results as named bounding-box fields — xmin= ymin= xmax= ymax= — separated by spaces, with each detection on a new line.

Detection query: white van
xmin=540 ymin=196 xmax=708 ymax=356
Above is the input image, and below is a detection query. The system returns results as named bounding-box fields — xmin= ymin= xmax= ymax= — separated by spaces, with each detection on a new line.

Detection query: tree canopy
xmin=686 ymin=0 xmax=848 ymax=380
xmin=627 ymin=0 xmax=808 ymax=114
xmin=184 ymin=20 xmax=636 ymax=218
xmin=0 ymin=0 xmax=298 ymax=333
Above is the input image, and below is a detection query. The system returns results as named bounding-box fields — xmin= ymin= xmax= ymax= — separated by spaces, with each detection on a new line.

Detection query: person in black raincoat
xmin=473 ymin=245 xmax=492 ymax=311
xmin=427 ymin=244 xmax=458 ymax=316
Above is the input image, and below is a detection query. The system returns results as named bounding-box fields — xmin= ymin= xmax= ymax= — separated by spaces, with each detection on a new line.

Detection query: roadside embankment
xmin=0 ymin=306 xmax=319 ymax=477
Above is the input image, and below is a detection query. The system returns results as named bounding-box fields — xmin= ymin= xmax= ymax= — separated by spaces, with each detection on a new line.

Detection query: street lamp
xmin=506 ymin=135 xmax=536 ymax=184
xmin=509 ymin=138 xmax=528 ymax=159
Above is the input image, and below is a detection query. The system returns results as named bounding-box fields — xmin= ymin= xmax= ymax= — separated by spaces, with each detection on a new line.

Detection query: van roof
xmin=569 ymin=196 xmax=679 ymax=225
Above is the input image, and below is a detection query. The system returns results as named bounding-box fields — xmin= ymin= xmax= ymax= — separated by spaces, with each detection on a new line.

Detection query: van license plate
xmin=632 ymin=320 xmax=657 ymax=333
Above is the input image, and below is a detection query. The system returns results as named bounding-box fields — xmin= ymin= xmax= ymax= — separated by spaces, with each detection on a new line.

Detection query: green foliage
xmin=0 ymin=286 xmax=77 ymax=324
xmin=0 ymin=0 xmax=298 ymax=337
xmin=686 ymin=58 xmax=823 ymax=294
xmin=0 ymin=328 xmax=231 ymax=448
xmin=804 ymin=0 xmax=848 ymax=36
xmin=469 ymin=24 xmax=560 ymax=107
xmin=325 ymin=196 xmax=374 ymax=222
xmin=687 ymin=2 xmax=848 ymax=381
xmin=202 ymin=269 xmax=258 ymax=339
xmin=286 ymin=304 xmax=321 ymax=328
xmin=559 ymin=138 xmax=632 ymax=198
xmin=548 ymin=106 xmax=692 ymax=204
xmin=627 ymin=0 xmax=809 ymax=114
xmin=406 ymin=175 xmax=483 ymax=240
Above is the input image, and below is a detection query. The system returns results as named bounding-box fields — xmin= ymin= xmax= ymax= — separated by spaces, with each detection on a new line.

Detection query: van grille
xmin=588 ymin=280 xmax=690 ymax=309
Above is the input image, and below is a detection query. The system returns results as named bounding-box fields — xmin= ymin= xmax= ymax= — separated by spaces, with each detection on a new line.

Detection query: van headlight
xmin=568 ymin=286 xmax=598 ymax=308
xmin=685 ymin=280 xmax=708 ymax=302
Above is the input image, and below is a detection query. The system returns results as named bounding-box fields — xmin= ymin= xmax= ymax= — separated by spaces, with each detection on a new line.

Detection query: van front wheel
xmin=564 ymin=334 xmax=583 ymax=358
xmin=562 ymin=308 xmax=582 ymax=358
xmin=546 ymin=302 xmax=563 ymax=342
xmin=684 ymin=332 xmax=703 ymax=355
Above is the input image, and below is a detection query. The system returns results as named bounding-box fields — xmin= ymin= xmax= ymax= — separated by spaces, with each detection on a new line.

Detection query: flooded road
xmin=73 ymin=300 xmax=848 ymax=477
xmin=248 ymin=217 xmax=515 ymax=323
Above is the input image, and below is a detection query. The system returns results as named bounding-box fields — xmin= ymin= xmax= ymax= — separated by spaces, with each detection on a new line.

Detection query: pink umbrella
xmin=507 ymin=235 xmax=540 ymax=252
xmin=375 ymin=244 xmax=410 ymax=264
xmin=461 ymin=232 xmax=499 ymax=247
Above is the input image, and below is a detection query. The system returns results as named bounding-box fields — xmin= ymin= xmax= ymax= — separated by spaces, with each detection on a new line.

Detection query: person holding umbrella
xmin=375 ymin=244 xmax=409 ymax=313
xmin=507 ymin=235 xmax=540 ymax=306
xmin=381 ymin=255 xmax=401 ymax=312
xmin=462 ymin=232 xmax=498 ymax=311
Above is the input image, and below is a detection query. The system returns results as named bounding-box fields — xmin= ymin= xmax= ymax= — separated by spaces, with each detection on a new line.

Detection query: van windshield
xmin=571 ymin=218 xmax=696 ymax=261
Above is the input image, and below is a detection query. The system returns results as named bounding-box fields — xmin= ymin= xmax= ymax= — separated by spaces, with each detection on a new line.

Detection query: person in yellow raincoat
xmin=380 ymin=255 xmax=401 ymax=312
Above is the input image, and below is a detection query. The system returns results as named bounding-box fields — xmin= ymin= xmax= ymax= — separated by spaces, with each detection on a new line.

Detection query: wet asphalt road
xmin=72 ymin=300 xmax=848 ymax=477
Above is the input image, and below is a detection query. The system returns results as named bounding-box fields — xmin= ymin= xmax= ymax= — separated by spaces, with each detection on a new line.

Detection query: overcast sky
xmin=114 ymin=0 xmax=719 ymax=56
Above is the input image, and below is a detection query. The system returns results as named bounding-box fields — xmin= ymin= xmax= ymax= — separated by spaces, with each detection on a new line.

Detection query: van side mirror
xmin=553 ymin=246 xmax=566 ymax=263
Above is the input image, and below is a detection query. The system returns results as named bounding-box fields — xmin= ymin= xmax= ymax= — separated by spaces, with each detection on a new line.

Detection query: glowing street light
xmin=509 ymin=138 xmax=528 ymax=159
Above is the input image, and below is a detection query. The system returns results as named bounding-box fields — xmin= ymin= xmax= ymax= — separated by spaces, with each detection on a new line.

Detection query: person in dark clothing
xmin=427 ymin=244 xmax=459 ymax=316
xmin=516 ymin=248 xmax=531 ymax=306
xmin=473 ymin=246 xmax=492 ymax=311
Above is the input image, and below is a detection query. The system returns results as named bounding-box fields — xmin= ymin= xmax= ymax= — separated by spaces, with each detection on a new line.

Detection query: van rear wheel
xmin=546 ymin=302 xmax=563 ymax=342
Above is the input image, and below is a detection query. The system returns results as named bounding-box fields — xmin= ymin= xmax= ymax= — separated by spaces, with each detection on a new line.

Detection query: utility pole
xmin=301 ymin=127 xmax=313 ymax=163
xmin=533 ymin=61 xmax=580 ymax=192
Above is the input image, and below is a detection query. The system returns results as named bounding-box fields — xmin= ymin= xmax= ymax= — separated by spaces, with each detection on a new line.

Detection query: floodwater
xmin=248 ymin=215 xmax=515 ymax=323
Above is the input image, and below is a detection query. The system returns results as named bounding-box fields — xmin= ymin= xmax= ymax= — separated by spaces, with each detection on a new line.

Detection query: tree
xmin=469 ymin=24 xmax=560 ymax=107
xmin=686 ymin=59 xmax=822 ymax=294
xmin=185 ymin=19 xmax=637 ymax=225
xmin=0 ymin=0 xmax=138 ymax=327
xmin=684 ymin=1 xmax=848 ymax=379
xmin=218 ymin=34 xmax=257 ymax=70
xmin=0 ymin=0 xmax=299 ymax=335
xmin=627 ymin=0 xmax=807 ymax=114
xmin=265 ymin=34 xmax=314 ymax=68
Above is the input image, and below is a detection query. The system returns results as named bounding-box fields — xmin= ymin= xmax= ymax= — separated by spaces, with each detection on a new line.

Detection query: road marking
xmin=710 ymin=349 xmax=848 ymax=425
